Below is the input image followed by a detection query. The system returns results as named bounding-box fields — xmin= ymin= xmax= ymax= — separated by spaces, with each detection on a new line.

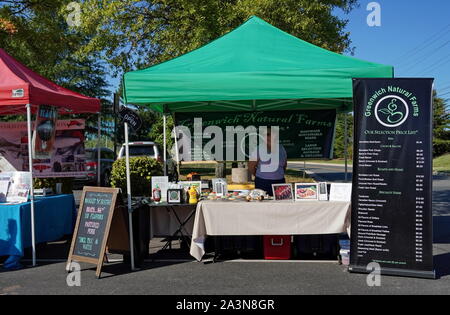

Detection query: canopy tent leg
xmin=97 ymin=114 xmax=101 ymax=186
xmin=124 ymin=122 xmax=136 ymax=271
xmin=173 ymin=126 xmax=180 ymax=177
xmin=26 ymin=104 xmax=36 ymax=267
xmin=344 ymin=115 xmax=349 ymax=182
xmin=163 ymin=114 xmax=167 ymax=176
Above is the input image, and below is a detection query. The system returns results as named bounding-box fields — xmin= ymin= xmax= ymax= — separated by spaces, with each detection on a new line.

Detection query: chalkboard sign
xmin=350 ymin=78 xmax=435 ymax=279
xmin=67 ymin=187 xmax=123 ymax=278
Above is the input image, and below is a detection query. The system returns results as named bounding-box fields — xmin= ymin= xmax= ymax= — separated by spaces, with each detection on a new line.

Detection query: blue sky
xmin=335 ymin=0 xmax=450 ymax=99
xmin=111 ymin=1 xmax=450 ymax=101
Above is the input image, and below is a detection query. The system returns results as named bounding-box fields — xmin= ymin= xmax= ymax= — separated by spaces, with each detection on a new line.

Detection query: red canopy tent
xmin=0 ymin=48 xmax=102 ymax=267
xmin=0 ymin=48 xmax=100 ymax=115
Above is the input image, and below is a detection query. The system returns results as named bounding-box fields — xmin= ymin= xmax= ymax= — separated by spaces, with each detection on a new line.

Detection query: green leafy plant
xmin=110 ymin=156 xmax=163 ymax=197
xmin=433 ymin=139 xmax=450 ymax=158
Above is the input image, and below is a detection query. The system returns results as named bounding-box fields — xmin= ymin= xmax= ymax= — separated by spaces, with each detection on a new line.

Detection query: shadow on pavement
xmin=435 ymin=252 xmax=450 ymax=279
xmin=434 ymin=216 xmax=450 ymax=244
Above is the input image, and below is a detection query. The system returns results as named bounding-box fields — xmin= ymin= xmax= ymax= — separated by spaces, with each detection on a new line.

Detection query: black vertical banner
xmin=350 ymin=78 xmax=435 ymax=279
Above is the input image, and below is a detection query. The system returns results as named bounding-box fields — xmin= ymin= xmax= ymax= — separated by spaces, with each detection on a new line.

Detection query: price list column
xmin=350 ymin=78 xmax=435 ymax=279
xmin=414 ymin=141 xmax=425 ymax=264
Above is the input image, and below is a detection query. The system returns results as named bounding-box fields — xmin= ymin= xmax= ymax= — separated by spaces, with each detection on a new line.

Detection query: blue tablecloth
xmin=0 ymin=195 xmax=76 ymax=269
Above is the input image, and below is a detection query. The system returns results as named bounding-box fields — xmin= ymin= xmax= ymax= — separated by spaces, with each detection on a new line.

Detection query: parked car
xmin=118 ymin=141 xmax=178 ymax=182
xmin=75 ymin=148 xmax=115 ymax=187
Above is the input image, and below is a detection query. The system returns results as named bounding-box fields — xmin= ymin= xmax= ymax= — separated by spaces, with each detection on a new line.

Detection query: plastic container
xmin=264 ymin=236 xmax=291 ymax=260
xmin=340 ymin=249 xmax=350 ymax=266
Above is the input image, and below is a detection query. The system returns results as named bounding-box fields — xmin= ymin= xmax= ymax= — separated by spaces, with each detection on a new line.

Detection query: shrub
xmin=110 ymin=156 xmax=163 ymax=197
xmin=33 ymin=177 xmax=74 ymax=194
xmin=433 ymin=139 xmax=450 ymax=157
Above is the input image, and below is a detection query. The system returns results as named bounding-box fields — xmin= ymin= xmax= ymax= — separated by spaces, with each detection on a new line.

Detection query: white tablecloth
xmin=190 ymin=200 xmax=351 ymax=261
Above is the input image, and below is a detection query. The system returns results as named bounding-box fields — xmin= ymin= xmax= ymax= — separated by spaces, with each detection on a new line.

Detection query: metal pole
xmin=97 ymin=114 xmax=101 ymax=186
xmin=163 ymin=114 xmax=167 ymax=176
xmin=173 ymin=126 xmax=180 ymax=175
xmin=344 ymin=115 xmax=349 ymax=182
xmin=124 ymin=122 xmax=136 ymax=271
xmin=113 ymin=93 xmax=119 ymax=159
xmin=26 ymin=104 xmax=36 ymax=267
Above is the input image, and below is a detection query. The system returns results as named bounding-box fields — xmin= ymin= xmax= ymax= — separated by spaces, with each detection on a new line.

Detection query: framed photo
xmin=295 ymin=183 xmax=319 ymax=201
xmin=272 ymin=184 xmax=294 ymax=201
xmin=329 ymin=183 xmax=352 ymax=202
xmin=167 ymin=189 xmax=183 ymax=204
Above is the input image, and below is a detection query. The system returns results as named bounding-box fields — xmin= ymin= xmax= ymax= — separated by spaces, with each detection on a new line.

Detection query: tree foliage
xmin=0 ymin=0 xmax=109 ymax=98
xmin=78 ymin=0 xmax=358 ymax=75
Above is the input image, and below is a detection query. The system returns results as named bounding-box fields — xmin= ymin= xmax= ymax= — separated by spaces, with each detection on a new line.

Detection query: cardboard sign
xmin=67 ymin=187 xmax=129 ymax=278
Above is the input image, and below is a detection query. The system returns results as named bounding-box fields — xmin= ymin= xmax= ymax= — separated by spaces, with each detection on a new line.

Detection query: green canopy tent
xmin=122 ymin=16 xmax=394 ymax=176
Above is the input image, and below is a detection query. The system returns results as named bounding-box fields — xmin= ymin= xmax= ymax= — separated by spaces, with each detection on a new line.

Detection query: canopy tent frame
xmin=0 ymin=48 xmax=101 ymax=267
xmin=123 ymin=16 xmax=393 ymax=183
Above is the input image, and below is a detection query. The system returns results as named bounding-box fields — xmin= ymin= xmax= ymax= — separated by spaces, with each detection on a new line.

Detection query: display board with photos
xmin=0 ymin=119 xmax=87 ymax=178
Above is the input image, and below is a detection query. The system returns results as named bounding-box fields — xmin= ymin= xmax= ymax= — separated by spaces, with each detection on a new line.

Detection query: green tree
xmin=433 ymin=92 xmax=450 ymax=156
xmin=0 ymin=0 xmax=111 ymax=136
xmin=0 ymin=1 xmax=109 ymax=98
xmin=78 ymin=0 xmax=358 ymax=75
xmin=433 ymin=92 xmax=450 ymax=140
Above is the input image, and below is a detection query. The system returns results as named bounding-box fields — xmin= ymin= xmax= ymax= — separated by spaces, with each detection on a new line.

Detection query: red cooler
xmin=263 ymin=236 xmax=291 ymax=260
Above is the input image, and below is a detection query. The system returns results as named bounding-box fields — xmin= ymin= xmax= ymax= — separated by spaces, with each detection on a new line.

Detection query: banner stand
xmin=350 ymin=78 xmax=435 ymax=279
xmin=124 ymin=122 xmax=136 ymax=271
xmin=26 ymin=103 xmax=36 ymax=267
xmin=348 ymin=265 xmax=436 ymax=280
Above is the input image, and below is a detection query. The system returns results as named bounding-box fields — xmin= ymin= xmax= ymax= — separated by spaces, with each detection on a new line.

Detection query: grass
xmin=434 ymin=154 xmax=450 ymax=174
xmin=179 ymin=162 xmax=315 ymax=184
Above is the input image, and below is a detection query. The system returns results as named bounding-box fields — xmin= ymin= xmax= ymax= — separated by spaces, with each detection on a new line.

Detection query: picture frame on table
xmin=272 ymin=183 xmax=294 ymax=201
xmin=294 ymin=183 xmax=319 ymax=201
xmin=329 ymin=183 xmax=352 ymax=202
xmin=167 ymin=189 xmax=183 ymax=204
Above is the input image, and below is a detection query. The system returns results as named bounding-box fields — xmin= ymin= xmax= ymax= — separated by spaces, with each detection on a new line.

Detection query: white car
xmin=118 ymin=141 xmax=178 ymax=181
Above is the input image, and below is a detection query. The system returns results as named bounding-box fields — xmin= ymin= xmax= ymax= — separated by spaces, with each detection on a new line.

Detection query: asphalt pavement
xmin=1 ymin=163 xmax=449 ymax=295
